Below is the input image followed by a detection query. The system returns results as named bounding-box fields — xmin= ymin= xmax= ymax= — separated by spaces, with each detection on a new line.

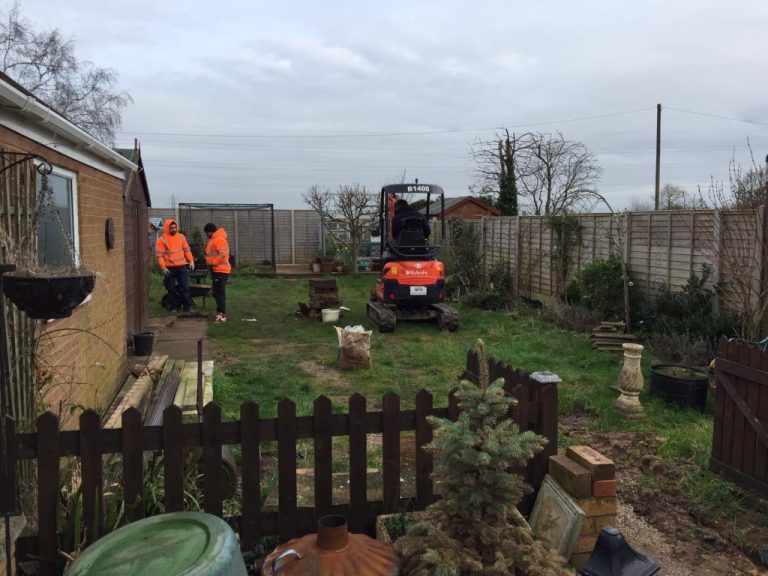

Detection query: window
xmin=37 ymin=166 xmax=79 ymax=268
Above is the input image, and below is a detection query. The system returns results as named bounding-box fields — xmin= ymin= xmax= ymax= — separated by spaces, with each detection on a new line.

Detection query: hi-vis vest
xmin=205 ymin=228 xmax=231 ymax=274
xmin=156 ymin=219 xmax=193 ymax=267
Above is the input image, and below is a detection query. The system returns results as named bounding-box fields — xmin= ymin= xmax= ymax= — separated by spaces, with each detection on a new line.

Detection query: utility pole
xmin=654 ymin=104 xmax=661 ymax=211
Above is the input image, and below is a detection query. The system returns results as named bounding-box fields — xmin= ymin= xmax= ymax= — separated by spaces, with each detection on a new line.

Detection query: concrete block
xmin=549 ymin=454 xmax=592 ymax=498
xmin=566 ymin=445 xmax=615 ymax=480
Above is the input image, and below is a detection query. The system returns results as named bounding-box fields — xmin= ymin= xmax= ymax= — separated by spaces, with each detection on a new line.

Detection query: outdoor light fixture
xmin=580 ymin=526 xmax=660 ymax=576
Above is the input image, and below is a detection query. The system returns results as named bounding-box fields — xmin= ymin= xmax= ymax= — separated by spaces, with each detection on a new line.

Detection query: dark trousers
xmin=164 ymin=265 xmax=192 ymax=310
xmin=211 ymin=272 xmax=228 ymax=314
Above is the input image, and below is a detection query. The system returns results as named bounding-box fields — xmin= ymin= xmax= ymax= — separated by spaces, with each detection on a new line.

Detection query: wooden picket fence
xmin=12 ymin=351 xmax=558 ymax=575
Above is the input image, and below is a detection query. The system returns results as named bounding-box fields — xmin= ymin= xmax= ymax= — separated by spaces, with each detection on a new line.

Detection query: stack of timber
xmin=591 ymin=322 xmax=638 ymax=351
xmin=104 ymin=355 xmax=168 ymax=428
xmin=298 ymin=278 xmax=341 ymax=319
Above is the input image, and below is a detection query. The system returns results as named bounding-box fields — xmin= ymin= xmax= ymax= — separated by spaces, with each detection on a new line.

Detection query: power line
xmin=665 ymin=106 xmax=768 ymax=126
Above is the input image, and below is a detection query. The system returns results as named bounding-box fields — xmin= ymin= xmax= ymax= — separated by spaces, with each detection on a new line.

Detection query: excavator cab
xmin=366 ymin=183 xmax=459 ymax=332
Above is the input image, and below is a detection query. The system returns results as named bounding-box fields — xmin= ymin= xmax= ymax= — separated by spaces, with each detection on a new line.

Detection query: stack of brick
xmin=548 ymin=445 xmax=616 ymax=570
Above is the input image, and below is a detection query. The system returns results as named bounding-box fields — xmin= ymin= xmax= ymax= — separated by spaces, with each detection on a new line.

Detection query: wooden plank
xmin=716 ymin=370 xmax=768 ymax=450
xmin=347 ymin=394 xmax=367 ymax=533
xmin=202 ymin=403 xmax=223 ymax=516
xmin=122 ymin=407 xmax=145 ymax=522
xmin=163 ymin=405 xmax=184 ymax=512
xmin=80 ymin=410 xmax=104 ymax=545
xmin=278 ymin=398 xmax=298 ymax=542
xmin=758 ymin=343 xmax=768 ymax=483
xmin=721 ymin=341 xmax=738 ymax=466
xmin=382 ymin=393 xmax=400 ymax=513
xmin=415 ymin=390 xmax=433 ymax=508
xmin=36 ymin=412 xmax=59 ymax=576
xmin=240 ymin=401 xmax=261 ymax=549
xmin=313 ymin=395 xmax=333 ymax=518
xmin=741 ymin=346 xmax=763 ymax=478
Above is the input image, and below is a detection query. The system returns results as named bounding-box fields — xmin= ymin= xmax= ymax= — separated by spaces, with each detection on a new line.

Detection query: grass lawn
xmin=150 ymin=271 xmax=767 ymax=564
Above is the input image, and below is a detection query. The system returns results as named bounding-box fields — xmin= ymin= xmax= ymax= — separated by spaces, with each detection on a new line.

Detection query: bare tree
xmin=303 ymin=183 xmax=377 ymax=273
xmin=0 ymin=2 xmax=131 ymax=143
xmin=659 ymin=184 xmax=708 ymax=210
xmin=470 ymin=129 xmax=533 ymax=215
xmin=516 ymin=132 xmax=605 ymax=215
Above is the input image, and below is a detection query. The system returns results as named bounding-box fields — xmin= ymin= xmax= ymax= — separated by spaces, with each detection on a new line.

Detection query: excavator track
xmin=433 ymin=304 xmax=459 ymax=332
xmin=367 ymin=301 xmax=397 ymax=332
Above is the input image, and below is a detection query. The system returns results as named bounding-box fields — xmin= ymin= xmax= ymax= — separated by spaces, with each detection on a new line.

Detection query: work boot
xmin=215 ymin=313 xmax=227 ymax=323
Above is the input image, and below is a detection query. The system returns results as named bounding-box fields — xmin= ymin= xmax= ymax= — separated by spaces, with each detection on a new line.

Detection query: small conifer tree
xmin=395 ymin=340 xmax=573 ymax=575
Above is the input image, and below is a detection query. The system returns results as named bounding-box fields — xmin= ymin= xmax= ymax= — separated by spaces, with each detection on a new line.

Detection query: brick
xmin=573 ymin=534 xmax=599 ymax=554
xmin=578 ymin=516 xmax=596 ymax=536
xmin=576 ymin=496 xmax=617 ymax=517
xmin=566 ymin=446 xmax=615 ymax=480
xmin=593 ymin=479 xmax=617 ymax=497
xmin=569 ymin=552 xmax=592 ymax=570
xmin=549 ymin=455 xmax=592 ymax=498
xmin=592 ymin=514 xmax=617 ymax=532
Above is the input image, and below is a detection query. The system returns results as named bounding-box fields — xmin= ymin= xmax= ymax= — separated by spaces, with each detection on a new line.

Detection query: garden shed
xmin=116 ymin=141 xmax=152 ymax=338
xmin=0 ymin=71 xmax=137 ymax=428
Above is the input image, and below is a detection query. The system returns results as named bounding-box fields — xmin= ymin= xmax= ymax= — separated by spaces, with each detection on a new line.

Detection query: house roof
xmin=0 ymin=71 xmax=136 ymax=178
xmin=115 ymin=145 xmax=151 ymax=207
xmin=421 ymin=196 xmax=501 ymax=217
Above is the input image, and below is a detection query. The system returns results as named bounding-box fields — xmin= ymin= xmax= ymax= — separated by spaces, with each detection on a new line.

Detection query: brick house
xmin=421 ymin=196 xmax=501 ymax=221
xmin=0 ymin=72 xmax=137 ymax=425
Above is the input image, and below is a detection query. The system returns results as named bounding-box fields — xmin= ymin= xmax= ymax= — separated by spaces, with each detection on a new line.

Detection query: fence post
xmin=80 ymin=410 xmax=103 ymax=546
xmin=277 ymin=398 xmax=298 ymax=542
xmin=382 ymin=393 xmax=400 ymax=513
xmin=415 ymin=390 xmax=434 ymax=508
xmin=240 ymin=401 xmax=261 ymax=550
xmin=122 ymin=407 xmax=144 ymax=522
xmin=202 ymin=403 xmax=223 ymax=517
xmin=36 ymin=412 xmax=59 ymax=576
xmin=313 ymin=395 xmax=333 ymax=519
xmin=162 ymin=405 xmax=184 ymax=513
xmin=348 ymin=394 xmax=367 ymax=533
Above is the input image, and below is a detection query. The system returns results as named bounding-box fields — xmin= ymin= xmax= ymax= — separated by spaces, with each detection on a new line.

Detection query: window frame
xmin=35 ymin=163 xmax=80 ymax=268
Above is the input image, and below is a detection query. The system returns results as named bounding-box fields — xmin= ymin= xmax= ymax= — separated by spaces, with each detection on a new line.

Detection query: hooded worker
xmin=156 ymin=219 xmax=195 ymax=312
xmin=204 ymin=223 xmax=231 ymax=323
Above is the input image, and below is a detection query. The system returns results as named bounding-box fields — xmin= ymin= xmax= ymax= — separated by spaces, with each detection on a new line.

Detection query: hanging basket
xmin=2 ymin=273 xmax=95 ymax=319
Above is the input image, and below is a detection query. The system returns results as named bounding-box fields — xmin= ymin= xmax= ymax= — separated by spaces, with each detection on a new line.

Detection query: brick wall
xmin=548 ymin=445 xmax=617 ymax=570
xmin=0 ymin=126 xmax=127 ymax=424
xmin=447 ymin=201 xmax=498 ymax=220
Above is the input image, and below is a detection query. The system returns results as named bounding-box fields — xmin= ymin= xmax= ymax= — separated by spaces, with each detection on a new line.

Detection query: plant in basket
xmin=0 ymin=161 xmax=95 ymax=319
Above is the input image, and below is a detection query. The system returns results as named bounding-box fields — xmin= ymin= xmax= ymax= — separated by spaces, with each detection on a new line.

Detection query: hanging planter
xmin=0 ymin=156 xmax=95 ymax=319
xmin=2 ymin=273 xmax=95 ymax=319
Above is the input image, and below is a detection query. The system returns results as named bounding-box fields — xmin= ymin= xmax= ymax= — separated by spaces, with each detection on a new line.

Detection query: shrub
xmin=565 ymin=256 xmax=627 ymax=321
xmin=542 ymin=302 xmax=602 ymax=333
xmin=463 ymin=260 xmax=515 ymax=311
xmin=443 ymin=218 xmax=482 ymax=297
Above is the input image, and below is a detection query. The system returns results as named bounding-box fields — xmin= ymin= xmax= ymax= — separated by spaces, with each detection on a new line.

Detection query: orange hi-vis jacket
xmin=205 ymin=228 xmax=231 ymax=274
xmin=156 ymin=219 xmax=193 ymax=268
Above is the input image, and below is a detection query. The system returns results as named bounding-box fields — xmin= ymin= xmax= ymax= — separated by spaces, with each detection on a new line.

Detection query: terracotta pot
xmin=262 ymin=515 xmax=400 ymax=575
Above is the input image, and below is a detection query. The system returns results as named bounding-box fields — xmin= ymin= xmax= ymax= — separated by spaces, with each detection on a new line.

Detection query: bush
xmin=463 ymin=260 xmax=514 ymax=311
xmin=565 ymin=256 xmax=627 ymax=321
xmin=443 ymin=218 xmax=482 ymax=297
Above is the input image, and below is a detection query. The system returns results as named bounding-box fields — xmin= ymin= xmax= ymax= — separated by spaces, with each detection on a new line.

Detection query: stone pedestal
xmin=613 ymin=343 xmax=645 ymax=418
xmin=0 ymin=514 xmax=26 ymax=576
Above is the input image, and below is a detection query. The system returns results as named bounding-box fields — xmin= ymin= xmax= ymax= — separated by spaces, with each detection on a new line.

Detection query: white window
xmin=37 ymin=166 xmax=79 ymax=268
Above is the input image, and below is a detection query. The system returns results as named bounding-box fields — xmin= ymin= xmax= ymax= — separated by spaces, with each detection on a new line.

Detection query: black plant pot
xmin=650 ymin=364 xmax=709 ymax=411
xmin=2 ymin=273 xmax=96 ymax=319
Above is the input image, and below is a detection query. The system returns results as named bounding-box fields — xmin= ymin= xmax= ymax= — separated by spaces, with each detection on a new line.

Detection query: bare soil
xmin=561 ymin=414 xmax=767 ymax=575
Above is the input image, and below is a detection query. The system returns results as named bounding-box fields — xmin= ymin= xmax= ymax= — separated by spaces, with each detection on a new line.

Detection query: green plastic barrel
xmin=64 ymin=512 xmax=247 ymax=576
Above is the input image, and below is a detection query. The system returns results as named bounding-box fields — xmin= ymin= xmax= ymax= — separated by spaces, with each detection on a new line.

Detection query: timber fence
xmin=12 ymin=351 xmax=558 ymax=575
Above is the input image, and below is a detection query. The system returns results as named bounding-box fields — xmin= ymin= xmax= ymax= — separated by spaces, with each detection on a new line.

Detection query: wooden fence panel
xmin=711 ymin=339 xmax=768 ymax=495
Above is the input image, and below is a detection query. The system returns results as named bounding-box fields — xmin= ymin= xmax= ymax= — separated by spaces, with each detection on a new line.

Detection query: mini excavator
xmin=366 ymin=182 xmax=459 ymax=333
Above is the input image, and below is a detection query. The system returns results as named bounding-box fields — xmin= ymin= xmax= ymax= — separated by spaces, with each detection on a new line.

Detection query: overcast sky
xmin=18 ymin=0 xmax=768 ymax=210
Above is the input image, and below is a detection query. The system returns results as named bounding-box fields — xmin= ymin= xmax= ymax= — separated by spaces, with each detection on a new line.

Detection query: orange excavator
xmin=366 ymin=183 xmax=459 ymax=332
